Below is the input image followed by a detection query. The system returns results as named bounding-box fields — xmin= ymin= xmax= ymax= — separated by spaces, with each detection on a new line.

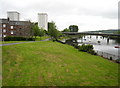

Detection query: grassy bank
xmin=34 ymin=36 xmax=50 ymax=41
xmin=2 ymin=41 xmax=27 ymax=44
xmin=2 ymin=41 xmax=119 ymax=86
xmin=2 ymin=36 xmax=50 ymax=44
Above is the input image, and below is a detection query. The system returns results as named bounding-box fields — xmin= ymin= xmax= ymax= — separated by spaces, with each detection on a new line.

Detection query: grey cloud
xmin=0 ymin=0 xmax=118 ymax=31
xmin=77 ymin=7 xmax=117 ymax=19
xmin=22 ymin=1 xmax=76 ymax=16
xmin=1 ymin=0 xmax=117 ymax=19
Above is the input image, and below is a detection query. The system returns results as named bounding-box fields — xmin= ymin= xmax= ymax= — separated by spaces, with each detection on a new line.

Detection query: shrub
xmin=79 ymin=44 xmax=93 ymax=52
xmin=79 ymin=44 xmax=86 ymax=52
xmin=52 ymin=38 xmax=56 ymax=42
xmin=79 ymin=44 xmax=96 ymax=55
xmin=4 ymin=36 xmax=35 ymax=41
xmin=87 ymin=49 xmax=97 ymax=55
xmin=72 ymin=43 xmax=79 ymax=49
xmin=110 ymin=57 xmax=112 ymax=60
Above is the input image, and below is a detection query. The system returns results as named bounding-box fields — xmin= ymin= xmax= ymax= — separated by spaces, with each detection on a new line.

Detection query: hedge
xmin=4 ymin=36 xmax=35 ymax=41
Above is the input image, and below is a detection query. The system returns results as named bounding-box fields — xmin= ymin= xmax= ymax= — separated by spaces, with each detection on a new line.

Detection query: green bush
xmin=79 ymin=44 xmax=96 ymax=55
xmin=4 ymin=36 xmax=35 ymax=41
xmin=79 ymin=44 xmax=93 ymax=52
xmin=110 ymin=57 xmax=112 ymax=60
xmin=87 ymin=49 xmax=97 ymax=55
xmin=72 ymin=43 xmax=79 ymax=49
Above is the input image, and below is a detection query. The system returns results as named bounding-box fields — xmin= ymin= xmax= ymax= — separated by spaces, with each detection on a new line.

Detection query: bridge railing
xmin=95 ymin=50 xmax=120 ymax=60
xmin=62 ymin=32 xmax=120 ymax=36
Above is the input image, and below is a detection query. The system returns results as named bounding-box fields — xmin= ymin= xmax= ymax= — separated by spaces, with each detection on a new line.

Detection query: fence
xmin=95 ymin=50 xmax=120 ymax=60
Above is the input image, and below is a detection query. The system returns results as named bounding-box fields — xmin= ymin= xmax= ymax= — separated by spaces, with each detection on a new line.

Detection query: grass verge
xmin=2 ymin=41 xmax=119 ymax=86
xmin=2 ymin=36 xmax=50 ymax=44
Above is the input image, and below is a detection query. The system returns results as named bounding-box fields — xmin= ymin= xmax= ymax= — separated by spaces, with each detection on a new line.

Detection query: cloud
xmin=0 ymin=0 xmax=118 ymax=31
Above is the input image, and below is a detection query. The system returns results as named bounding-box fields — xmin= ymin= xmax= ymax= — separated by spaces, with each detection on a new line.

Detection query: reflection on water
xmin=78 ymin=36 xmax=119 ymax=45
xmin=64 ymin=35 xmax=120 ymax=60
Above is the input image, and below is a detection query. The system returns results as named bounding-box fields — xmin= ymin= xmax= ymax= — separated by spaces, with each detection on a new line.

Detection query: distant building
xmin=0 ymin=18 xmax=32 ymax=39
xmin=7 ymin=11 xmax=20 ymax=21
xmin=38 ymin=13 xmax=48 ymax=30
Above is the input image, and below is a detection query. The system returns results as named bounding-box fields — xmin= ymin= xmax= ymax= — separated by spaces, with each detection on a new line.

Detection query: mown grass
xmin=2 ymin=41 xmax=119 ymax=86
xmin=2 ymin=36 xmax=50 ymax=44
xmin=2 ymin=41 xmax=27 ymax=44
xmin=34 ymin=36 xmax=50 ymax=41
xmin=0 ymin=45 xmax=2 ymax=87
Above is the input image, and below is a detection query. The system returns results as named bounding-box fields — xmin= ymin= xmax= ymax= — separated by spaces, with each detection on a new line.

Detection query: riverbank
xmin=2 ymin=36 xmax=50 ymax=44
xmin=2 ymin=41 xmax=119 ymax=86
xmin=61 ymin=35 xmax=120 ymax=61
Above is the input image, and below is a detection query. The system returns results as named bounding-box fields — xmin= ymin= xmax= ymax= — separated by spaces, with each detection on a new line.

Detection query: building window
xmin=11 ymin=26 xmax=13 ymax=29
xmin=3 ymin=24 xmax=6 ymax=27
xmin=11 ymin=31 xmax=13 ymax=34
xmin=3 ymin=29 xmax=6 ymax=33
xmin=3 ymin=35 xmax=6 ymax=37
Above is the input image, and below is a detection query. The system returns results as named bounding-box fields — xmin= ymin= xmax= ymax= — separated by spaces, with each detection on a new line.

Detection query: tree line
xmin=31 ymin=21 xmax=79 ymax=40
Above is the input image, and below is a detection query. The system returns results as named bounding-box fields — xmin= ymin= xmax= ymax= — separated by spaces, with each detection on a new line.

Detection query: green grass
xmin=34 ymin=36 xmax=50 ymax=41
xmin=2 ymin=36 xmax=50 ymax=44
xmin=2 ymin=41 xmax=119 ymax=86
xmin=2 ymin=41 xmax=27 ymax=44
xmin=0 ymin=46 xmax=2 ymax=87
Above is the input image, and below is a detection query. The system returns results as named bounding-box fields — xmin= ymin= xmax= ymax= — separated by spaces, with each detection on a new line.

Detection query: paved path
xmin=0 ymin=38 xmax=50 ymax=46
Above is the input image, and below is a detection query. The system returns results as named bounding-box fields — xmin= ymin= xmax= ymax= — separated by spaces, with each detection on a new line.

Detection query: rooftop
xmin=7 ymin=11 xmax=20 ymax=14
xmin=38 ymin=13 xmax=47 ymax=15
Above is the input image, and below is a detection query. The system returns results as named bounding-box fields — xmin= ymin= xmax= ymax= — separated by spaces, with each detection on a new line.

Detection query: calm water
xmin=77 ymin=35 xmax=120 ymax=59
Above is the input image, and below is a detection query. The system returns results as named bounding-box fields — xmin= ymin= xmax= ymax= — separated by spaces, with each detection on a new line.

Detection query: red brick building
xmin=0 ymin=18 xmax=33 ymax=39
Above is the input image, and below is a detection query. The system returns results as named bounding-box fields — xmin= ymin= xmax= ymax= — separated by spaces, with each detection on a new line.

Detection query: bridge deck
xmin=62 ymin=32 xmax=120 ymax=36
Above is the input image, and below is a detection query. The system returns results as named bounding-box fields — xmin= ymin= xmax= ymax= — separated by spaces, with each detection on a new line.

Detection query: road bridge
xmin=62 ymin=32 xmax=120 ymax=37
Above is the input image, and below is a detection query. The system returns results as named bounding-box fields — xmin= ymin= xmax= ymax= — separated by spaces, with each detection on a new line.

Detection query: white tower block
xmin=38 ymin=13 xmax=48 ymax=30
xmin=7 ymin=11 xmax=20 ymax=21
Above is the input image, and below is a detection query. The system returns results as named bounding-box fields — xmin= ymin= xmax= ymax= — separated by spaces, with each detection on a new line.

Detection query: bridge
xmin=62 ymin=32 xmax=120 ymax=44
xmin=62 ymin=32 xmax=120 ymax=37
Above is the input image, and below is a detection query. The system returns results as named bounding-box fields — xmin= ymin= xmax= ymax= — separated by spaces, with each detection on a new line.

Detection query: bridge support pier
xmin=90 ymin=35 xmax=91 ymax=39
xmin=81 ymin=38 xmax=83 ymax=43
xmin=102 ymin=36 xmax=104 ymax=39
xmin=96 ymin=36 xmax=98 ymax=39
xmin=107 ymin=36 xmax=110 ymax=44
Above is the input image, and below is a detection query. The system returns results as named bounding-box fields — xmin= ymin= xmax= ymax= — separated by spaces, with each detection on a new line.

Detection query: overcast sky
xmin=0 ymin=0 xmax=119 ymax=32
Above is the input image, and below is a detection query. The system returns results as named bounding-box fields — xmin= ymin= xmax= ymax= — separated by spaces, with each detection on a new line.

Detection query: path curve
xmin=0 ymin=38 xmax=50 ymax=46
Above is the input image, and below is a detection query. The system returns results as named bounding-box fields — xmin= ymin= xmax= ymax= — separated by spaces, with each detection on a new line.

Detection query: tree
xmin=48 ymin=21 xmax=61 ymax=40
xmin=31 ymin=23 xmax=40 ymax=39
xmin=39 ymin=28 xmax=45 ymax=40
xmin=62 ymin=28 xmax=70 ymax=32
xmin=48 ymin=21 xmax=56 ymax=36
xmin=69 ymin=25 xmax=79 ymax=32
xmin=44 ymin=30 xmax=48 ymax=35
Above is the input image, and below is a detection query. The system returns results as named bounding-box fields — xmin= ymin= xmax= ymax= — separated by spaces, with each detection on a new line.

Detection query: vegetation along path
xmin=2 ymin=41 xmax=119 ymax=86
xmin=1 ymin=38 xmax=50 ymax=46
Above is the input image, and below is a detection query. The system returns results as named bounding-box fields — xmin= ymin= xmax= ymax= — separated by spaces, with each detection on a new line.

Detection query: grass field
xmin=0 ymin=46 xmax=1 ymax=87
xmin=2 ymin=41 xmax=28 ymax=44
xmin=2 ymin=41 xmax=119 ymax=86
xmin=2 ymin=36 xmax=50 ymax=44
xmin=34 ymin=36 xmax=50 ymax=41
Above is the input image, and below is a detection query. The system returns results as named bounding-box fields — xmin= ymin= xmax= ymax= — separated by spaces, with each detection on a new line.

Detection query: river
xmin=63 ymin=35 xmax=120 ymax=60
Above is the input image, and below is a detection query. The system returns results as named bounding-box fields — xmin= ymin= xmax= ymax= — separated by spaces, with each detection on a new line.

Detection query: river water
xmin=62 ymin=35 xmax=120 ymax=60
xmin=77 ymin=35 xmax=120 ymax=60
